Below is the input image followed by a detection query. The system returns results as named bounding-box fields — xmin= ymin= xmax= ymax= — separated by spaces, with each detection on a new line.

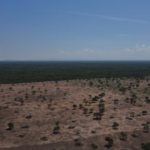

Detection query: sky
xmin=0 ymin=0 xmax=150 ymax=61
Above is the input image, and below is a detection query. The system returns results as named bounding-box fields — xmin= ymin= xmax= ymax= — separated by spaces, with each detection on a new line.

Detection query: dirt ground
xmin=0 ymin=78 xmax=150 ymax=150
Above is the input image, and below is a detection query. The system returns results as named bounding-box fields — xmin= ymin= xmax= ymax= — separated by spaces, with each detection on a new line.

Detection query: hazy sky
xmin=0 ymin=0 xmax=150 ymax=60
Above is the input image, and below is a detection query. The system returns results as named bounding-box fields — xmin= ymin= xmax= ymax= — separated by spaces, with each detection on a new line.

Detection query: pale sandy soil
xmin=0 ymin=78 xmax=150 ymax=150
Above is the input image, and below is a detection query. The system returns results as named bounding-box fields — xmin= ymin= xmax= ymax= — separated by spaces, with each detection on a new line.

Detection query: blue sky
xmin=0 ymin=0 xmax=150 ymax=60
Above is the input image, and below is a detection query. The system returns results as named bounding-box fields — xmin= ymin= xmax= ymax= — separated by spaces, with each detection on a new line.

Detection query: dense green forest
xmin=0 ymin=61 xmax=150 ymax=84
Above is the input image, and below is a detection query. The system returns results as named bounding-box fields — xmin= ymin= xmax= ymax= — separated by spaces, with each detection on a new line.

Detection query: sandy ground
xmin=0 ymin=78 xmax=150 ymax=150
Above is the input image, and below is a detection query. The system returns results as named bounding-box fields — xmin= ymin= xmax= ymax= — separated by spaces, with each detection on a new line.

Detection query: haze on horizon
xmin=0 ymin=0 xmax=150 ymax=61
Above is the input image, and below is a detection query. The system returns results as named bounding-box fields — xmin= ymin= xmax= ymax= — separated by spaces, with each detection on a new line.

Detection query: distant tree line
xmin=0 ymin=61 xmax=150 ymax=84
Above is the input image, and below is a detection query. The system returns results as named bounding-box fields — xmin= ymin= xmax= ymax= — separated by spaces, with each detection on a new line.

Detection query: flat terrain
xmin=0 ymin=78 xmax=150 ymax=150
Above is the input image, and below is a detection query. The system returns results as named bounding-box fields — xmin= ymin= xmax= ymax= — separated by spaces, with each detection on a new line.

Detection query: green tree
xmin=142 ymin=143 xmax=150 ymax=150
xmin=85 ymin=101 xmax=88 ymax=105
xmin=48 ymin=104 xmax=51 ymax=108
xmin=91 ymin=143 xmax=98 ymax=150
xmin=142 ymin=111 xmax=148 ymax=115
xmin=114 ymin=99 xmax=119 ymax=104
xmin=53 ymin=126 xmax=60 ymax=133
xmin=79 ymin=104 xmax=83 ymax=109
xmin=90 ymin=108 xmax=93 ymax=113
xmin=8 ymin=122 xmax=14 ymax=130
xmin=143 ymin=123 xmax=149 ymax=132
xmin=100 ymin=99 xmax=105 ymax=103
xmin=73 ymin=104 xmax=77 ymax=109
xmin=89 ymin=101 xmax=92 ymax=106
xmin=130 ymin=112 xmax=135 ymax=117
xmin=83 ymin=108 xmax=88 ymax=114
xmin=105 ymin=137 xmax=113 ymax=146
xmin=112 ymin=122 xmax=119 ymax=129
xmin=94 ymin=113 xmax=102 ymax=120
xmin=21 ymin=100 xmax=24 ymax=105
xmin=120 ymin=132 xmax=127 ymax=140
xmin=55 ymin=121 xmax=59 ymax=126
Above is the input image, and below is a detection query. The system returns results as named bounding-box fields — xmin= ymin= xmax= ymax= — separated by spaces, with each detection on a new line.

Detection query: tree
xmin=89 ymin=95 xmax=92 ymax=99
xmin=73 ymin=104 xmax=77 ymax=110
xmin=112 ymin=122 xmax=119 ymax=129
xmin=48 ymin=104 xmax=51 ymax=108
xmin=125 ymin=97 xmax=129 ymax=102
xmin=105 ymin=137 xmax=113 ymax=146
xmin=142 ymin=111 xmax=148 ymax=115
xmin=90 ymin=108 xmax=93 ymax=113
xmin=99 ymin=93 xmax=105 ymax=97
xmin=114 ymin=99 xmax=119 ymax=104
xmin=75 ymin=131 xmax=82 ymax=146
xmin=143 ymin=123 xmax=149 ymax=132
xmin=94 ymin=113 xmax=102 ymax=120
xmin=79 ymin=104 xmax=83 ymax=109
xmin=100 ymin=99 xmax=105 ymax=103
xmin=8 ymin=123 xmax=14 ymax=130
xmin=120 ymin=132 xmax=127 ymax=140
xmin=99 ymin=108 xmax=104 ymax=114
xmin=142 ymin=143 xmax=150 ymax=150
xmin=98 ymin=104 xmax=105 ymax=110
xmin=89 ymin=82 xmax=93 ymax=87
xmin=76 ymin=131 xmax=80 ymax=136
xmin=83 ymin=108 xmax=88 ymax=114
xmin=130 ymin=112 xmax=135 ymax=117
xmin=21 ymin=100 xmax=24 ymax=105
xmin=89 ymin=101 xmax=92 ymax=106
xmin=91 ymin=143 xmax=98 ymax=150
xmin=55 ymin=121 xmax=59 ymax=126
xmin=130 ymin=98 xmax=134 ymax=104
xmin=85 ymin=101 xmax=88 ymax=105
xmin=92 ymin=96 xmax=99 ymax=102
xmin=53 ymin=126 xmax=60 ymax=133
